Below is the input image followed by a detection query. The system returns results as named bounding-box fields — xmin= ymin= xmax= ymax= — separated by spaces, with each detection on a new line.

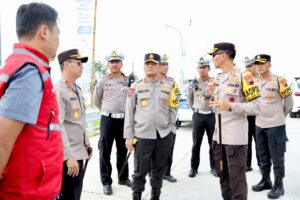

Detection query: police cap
xmin=208 ymin=42 xmax=236 ymax=57
xmin=105 ymin=51 xmax=124 ymax=62
xmin=57 ymin=49 xmax=88 ymax=64
xmin=254 ymin=54 xmax=271 ymax=64
xmin=161 ymin=54 xmax=169 ymax=64
xmin=244 ymin=56 xmax=255 ymax=67
xmin=197 ymin=56 xmax=210 ymax=67
xmin=144 ymin=53 xmax=161 ymax=64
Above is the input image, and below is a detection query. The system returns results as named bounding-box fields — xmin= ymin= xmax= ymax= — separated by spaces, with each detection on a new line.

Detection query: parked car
xmin=176 ymin=83 xmax=193 ymax=128
xmin=290 ymin=77 xmax=300 ymax=118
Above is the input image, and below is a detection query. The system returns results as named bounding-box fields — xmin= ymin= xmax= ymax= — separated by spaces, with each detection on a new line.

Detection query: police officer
xmin=124 ymin=53 xmax=178 ymax=200
xmin=187 ymin=56 xmax=217 ymax=178
xmin=252 ymin=54 xmax=293 ymax=199
xmin=243 ymin=56 xmax=260 ymax=172
xmin=205 ymin=42 xmax=261 ymax=200
xmin=55 ymin=49 xmax=92 ymax=200
xmin=159 ymin=54 xmax=181 ymax=183
xmin=93 ymin=51 xmax=131 ymax=195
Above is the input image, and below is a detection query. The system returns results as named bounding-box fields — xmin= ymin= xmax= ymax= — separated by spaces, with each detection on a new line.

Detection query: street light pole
xmin=165 ymin=24 xmax=185 ymax=84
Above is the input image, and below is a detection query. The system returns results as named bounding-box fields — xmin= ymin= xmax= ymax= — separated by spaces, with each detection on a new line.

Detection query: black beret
xmin=57 ymin=49 xmax=88 ymax=64
xmin=144 ymin=53 xmax=161 ymax=64
xmin=208 ymin=42 xmax=236 ymax=56
xmin=254 ymin=54 xmax=271 ymax=64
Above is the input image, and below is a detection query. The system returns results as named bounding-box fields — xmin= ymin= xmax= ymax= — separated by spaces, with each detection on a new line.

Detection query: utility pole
xmin=90 ymin=0 xmax=98 ymax=107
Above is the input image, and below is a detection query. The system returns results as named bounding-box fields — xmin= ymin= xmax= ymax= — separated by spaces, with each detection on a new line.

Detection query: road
xmin=81 ymin=118 xmax=300 ymax=200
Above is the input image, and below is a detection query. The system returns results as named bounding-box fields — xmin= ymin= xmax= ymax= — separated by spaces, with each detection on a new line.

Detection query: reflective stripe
xmin=28 ymin=123 xmax=60 ymax=131
xmin=50 ymin=123 xmax=61 ymax=131
xmin=13 ymin=48 xmax=50 ymax=68
xmin=42 ymin=71 xmax=50 ymax=81
xmin=0 ymin=74 xmax=10 ymax=83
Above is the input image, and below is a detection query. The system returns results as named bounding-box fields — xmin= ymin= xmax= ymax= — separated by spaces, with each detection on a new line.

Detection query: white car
xmin=290 ymin=77 xmax=300 ymax=118
xmin=176 ymin=83 xmax=193 ymax=128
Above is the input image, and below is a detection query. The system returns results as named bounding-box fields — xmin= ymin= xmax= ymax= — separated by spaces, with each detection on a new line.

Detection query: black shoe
xmin=252 ymin=174 xmax=273 ymax=192
xmin=210 ymin=169 xmax=218 ymax=177
xmin=188 ymin=169 xmax=198 ymax=178
xmin=103 ymin=185 xmax=113 ymax=195
xmin=118 ymin=179 xmax=132 ymax=187
xmin=163 ymin=175 xmax=177 ymax=183
xmin=267 ymin=177 xmax=284 ymax=199
xmin=246 ymin=166 xmax=253 ymax=172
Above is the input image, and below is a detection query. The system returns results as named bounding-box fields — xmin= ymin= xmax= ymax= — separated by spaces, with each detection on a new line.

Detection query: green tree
xmin=94 ymin=61 xmax=108 ymax=86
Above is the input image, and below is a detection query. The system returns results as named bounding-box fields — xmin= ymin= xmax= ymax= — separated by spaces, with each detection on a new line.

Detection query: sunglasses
xmin=212 ymin=52 xmax=224 ymax=58
xmin=67 ymin=59 xmax=82 ymax=66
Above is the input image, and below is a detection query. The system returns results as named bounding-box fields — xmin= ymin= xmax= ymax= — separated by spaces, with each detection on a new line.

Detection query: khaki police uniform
xmin=124 ymin=76 xmax=178 ymax=194
xmin=93 ymin=73 xmax=130 ymax=186
xmin=56 ymin=77 xmax=90 ymax=200
xmin=188 ymin=77 xmax=216 ymax=174
xmin=255 ymin=73 xmax=293 ymax=179
xmin=204 ymin=67 xmax=260 ymax=200
xmin=56 ymin=49 xmax=90 ymax=200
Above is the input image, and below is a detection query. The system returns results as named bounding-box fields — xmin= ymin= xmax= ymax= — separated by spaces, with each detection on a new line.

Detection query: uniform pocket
xmin=160 ymin=93 xmax=170 ymax=108
xmin=138 ymin=92 xmax=151 ymax=108
xmin=275 ymin=136 xmax=287 ymax=153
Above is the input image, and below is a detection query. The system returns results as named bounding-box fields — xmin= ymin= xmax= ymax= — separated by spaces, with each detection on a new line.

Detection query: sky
xmin=1 ymin=0 xmax=300 ymax=86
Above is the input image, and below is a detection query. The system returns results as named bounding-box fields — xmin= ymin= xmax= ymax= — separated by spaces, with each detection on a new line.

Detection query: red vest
xmin=0 ymin=44 xmax=63 ymax=200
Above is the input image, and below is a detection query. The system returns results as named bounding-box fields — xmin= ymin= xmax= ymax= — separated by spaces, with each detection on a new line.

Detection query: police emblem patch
xmin=73 ymin=112 xmax=80 ymax=119
xmin=141 ymin=99 xmax=148 ymax=107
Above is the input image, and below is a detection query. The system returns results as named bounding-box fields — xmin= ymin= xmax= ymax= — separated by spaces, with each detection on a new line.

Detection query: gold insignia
xmin=162 ymin=54 xmax=168 ymax=62
xmin=149 ymin=54 xmax=154 ymax=60
xmin=66 ymin=81 xmax=72 ymax=88
xmin=68 ymin=92 xmax=74 ymax=97
xmin=199 ymin=57 xmax=204 ymax=64
xmin=73 ymin=112 xmax=80 ymax=119
xmin=141 ymin=99 xmax=148 ymax=107
xmin=111 ymin=51 xmax=117 ymax=57
xmin=70 ymin=54 xmax=82 ymax=59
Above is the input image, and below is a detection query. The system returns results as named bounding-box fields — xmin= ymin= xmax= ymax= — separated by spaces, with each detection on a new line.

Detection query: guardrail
xmin=86 ymin=108 xmax=101 ymax=137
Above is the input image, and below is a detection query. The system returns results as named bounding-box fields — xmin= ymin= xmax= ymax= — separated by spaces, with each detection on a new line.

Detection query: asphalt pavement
xmin=81 ymin=118 xmax=300 ymax=200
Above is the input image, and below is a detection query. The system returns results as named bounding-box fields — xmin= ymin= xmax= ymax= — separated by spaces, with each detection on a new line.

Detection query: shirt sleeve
xmin=124 ymin=84 xmax=137 ymax=139
xmin=93 ymin=80 xmax=104 ymax=110
xmin=187 ymin=84 xmax=194 ymax=108
xmin=0 ymin=64 xmax=43 ymax=124
xmin=283 ymin=94 xmax=294 ymax=116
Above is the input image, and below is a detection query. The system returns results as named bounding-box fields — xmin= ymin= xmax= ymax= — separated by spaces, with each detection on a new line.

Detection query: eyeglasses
xmin=212 ymin=52 xmax=224 ymax=58
xmin=67 ymin=59 xmax=82 ymax=66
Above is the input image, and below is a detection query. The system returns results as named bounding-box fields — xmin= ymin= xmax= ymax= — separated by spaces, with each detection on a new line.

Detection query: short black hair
xmin=16 ymin=2 xmax=58 ymax=39
xmin=226 ymin=51 xmax=236 ymax=60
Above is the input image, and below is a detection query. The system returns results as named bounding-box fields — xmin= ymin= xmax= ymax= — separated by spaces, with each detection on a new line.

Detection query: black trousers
xmin=191 ymin=112 xmax=215 ymax=170
xmin=246 ymin=116 xmax=260 ymax=167
xmin=98 ymin=115 xmax=128 ymax=185
xmin=132 ymin=133 xmax=173 ymax=193
xmin=213 ymin=142 xmax=248 ymax=200
xmin=61 ymin=160 xmax=84 ymax=200
xmin=256 ymin=125 xmax=287 ymax=178
xmin=165 ymin=133 xmax=176 ymax=176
